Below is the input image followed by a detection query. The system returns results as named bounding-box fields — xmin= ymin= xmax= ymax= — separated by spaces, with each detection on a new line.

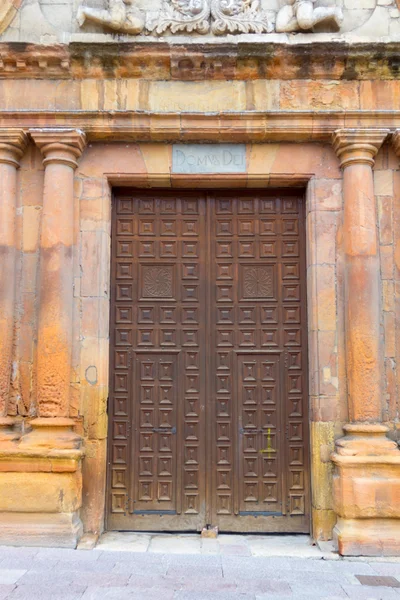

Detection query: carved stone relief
xmin=0 ymin=0 xmax=23 ymax=34
xmin=153 ymin=0 xmax=211 ymax=35
xmin=275 ymin=0 xmax=343 ymax=34
xmin=211 ymin=1 xmax=272 ymax=35
xmin=77 ymin=0 xmax=145 ymax=34
xmin=75 ymin=0 xmax=343 ymax=36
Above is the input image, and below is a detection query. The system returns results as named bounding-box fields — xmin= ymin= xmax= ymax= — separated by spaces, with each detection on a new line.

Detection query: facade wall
xmin=5 ymin=128 xmax=400 ymax=540
xmin=1 ymin=2 xmax=400 ymax=551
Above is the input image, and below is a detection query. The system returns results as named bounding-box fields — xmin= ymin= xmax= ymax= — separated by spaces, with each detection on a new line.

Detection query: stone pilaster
xmin=24 ymin=129 xmax=86 ymax=449
xmin=0 ymin=129 xmax=87 ymax=548
xmin=331 ymin=129 xmax=400 ymax=556
xmin=0 ymin=129 xmax=27 ymax=445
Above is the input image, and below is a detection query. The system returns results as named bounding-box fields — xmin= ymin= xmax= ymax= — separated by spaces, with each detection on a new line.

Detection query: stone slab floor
xmin=1 ymin=534 xmax=400 ymax=600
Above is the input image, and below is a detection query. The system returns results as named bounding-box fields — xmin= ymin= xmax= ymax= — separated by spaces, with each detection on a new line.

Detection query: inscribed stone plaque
xmin=172 ymin=144 xmax=246 ymax=174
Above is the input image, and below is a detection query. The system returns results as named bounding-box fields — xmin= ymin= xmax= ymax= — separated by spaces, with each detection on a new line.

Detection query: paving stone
xmin=164 ymin=553 xmax=221 ymax=568
xmin=218 ymin=535 xmax=250 ymax=546
xmin=221 ymin=545 xmax=252 ymax=556
xmin=166 ymin=565 xmax=223 ymax=578
xmin=0 ymin=549 xmax=38 ymax=560
xmin=221 ymin=556 xmax=291 ymax=572
xmin=342 ymin=584 xmax=400 ymax=599
xmin=95 ymin=533 xmax=151 ymax=553
xmin=53 ymin=560 xmax=119 ymax=573
xmin=0 ymin=585 xmax=16 ymax=600
xmin=97 ymin=550 xmax=167 ymax=564
xmin=173 ymin=592 xmax=255 ymax=600
xmin=148 ymin=535 xmax=201 ymax=555
xmin=17 ymin=569 xmax=130 ymax=588
xmin=35 ymin=548 xmax=100 ymax=562
xmin=285 ymin=558 xmax=336 ymax=572
xmin=234 ymin=578 xmax=292 ymax=595
xmin=7 ymin=584 xmax=87 ymax=600
xmin=288 ymin=583 xmax=348 ymax=597
xmin=0 ymin=558 xmax=59 ymax=571
xmin=330 ymin=561 xmax=377 ymax=575
xmin=82 ymin=587 xmax=175 ymax=600
xmin=201 ymin=540 xmax=221 ymax=554
xmin=112 ymin=560 xmax=168 ymax=576
xmin=371 ymin=564 xmax=400 ymax=577
xmin=0 ymin=571 xmax=26 ymax=585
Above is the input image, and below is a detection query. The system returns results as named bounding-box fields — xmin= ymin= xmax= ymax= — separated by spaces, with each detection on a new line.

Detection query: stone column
xmin=331 ymin=129 xmax=400 ymax=556
xmin=0 ymin=129 xmax=27 ymax=444
xmin=24 ymin=129 xmax=86 ymax=449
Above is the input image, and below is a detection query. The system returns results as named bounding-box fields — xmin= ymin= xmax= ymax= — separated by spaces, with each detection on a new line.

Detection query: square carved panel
xmin=141 ymin=265 xmax=174 ymax=299
xmin=241 ymin=265 xmax=274 ymax=300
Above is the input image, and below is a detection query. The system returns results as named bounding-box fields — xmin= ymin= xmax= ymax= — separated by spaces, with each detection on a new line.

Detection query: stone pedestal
xmin=331 ymin=129 xmax=400 ymax=556
xmin=0 ymin=129 xmax=86 ymax=548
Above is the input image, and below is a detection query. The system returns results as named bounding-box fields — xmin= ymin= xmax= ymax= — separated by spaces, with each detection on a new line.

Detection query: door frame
xmin=75 ymin=142 xmax=343 ymax=542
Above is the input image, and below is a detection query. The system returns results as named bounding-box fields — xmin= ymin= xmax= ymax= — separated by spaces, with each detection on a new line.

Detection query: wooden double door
xmin=107 ymin=189 xmax=310 ymax=533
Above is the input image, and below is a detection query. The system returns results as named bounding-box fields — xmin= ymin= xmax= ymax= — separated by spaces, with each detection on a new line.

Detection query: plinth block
xmin=334 ymin=518 xmax=400 ymax=557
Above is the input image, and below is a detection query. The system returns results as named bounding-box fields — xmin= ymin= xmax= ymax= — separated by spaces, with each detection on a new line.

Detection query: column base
xmin=0 ymin=417 xmax=20 ymax=447
xmin=332 ymin=423 xmax=400 ymax=556
xmin=0 ymin=417 xmax=84 ymax=548
xmin=19 ymin=417 xmax=82 ymax=450
xmin=0 ymin=511 xmax=83 ymax=548
xmin=334 ymin=518 xmax=400 ymax=557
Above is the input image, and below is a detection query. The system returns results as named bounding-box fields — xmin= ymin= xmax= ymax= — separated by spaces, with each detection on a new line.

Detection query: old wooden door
xmin=107 ymin=190 xmax=310 ymax=533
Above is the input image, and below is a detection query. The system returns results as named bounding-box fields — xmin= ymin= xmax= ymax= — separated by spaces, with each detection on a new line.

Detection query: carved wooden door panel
xmin=107 ymin=191 xmax=207 ymax=531
xmin=107 ymin=189 xmax=309 ymax=533
xmin=208 ymin=192 xmax=309 ymax=532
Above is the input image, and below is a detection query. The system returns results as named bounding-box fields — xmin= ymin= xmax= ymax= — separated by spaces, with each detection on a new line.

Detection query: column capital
xmin=332 ymin=128 xmax=389 ymax=168
xmin=0 ymin=128 xmax=28 ymax=168
xmin=391 ymin=129 xmax=400 ymax=157
xmin=29 ymin=128 xmax=86 ymax=169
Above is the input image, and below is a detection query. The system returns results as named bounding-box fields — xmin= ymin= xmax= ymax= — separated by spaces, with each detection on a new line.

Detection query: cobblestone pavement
xmin=0 ymin=534 xmax=400 ymax=600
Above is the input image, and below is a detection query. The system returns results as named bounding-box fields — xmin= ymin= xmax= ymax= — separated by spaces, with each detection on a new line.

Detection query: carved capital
xmin=29 ymin=129 xmax=86 ymax=169
xmin=391 ymin=130 xmax=400 ymax=158
xmin=0 ymin=129 xmax=28 ymax=168
xmin=332 ymin=129 xmax=389 ymax=169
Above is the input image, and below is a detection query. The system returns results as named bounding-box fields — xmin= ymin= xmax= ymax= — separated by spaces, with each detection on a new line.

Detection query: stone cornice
xmin=1 ymin=41 xmax=400 ymax=81
xmin=30 ymin=128 xmax=87 ymax=169
xmin=0 ymin=113 xmax=398 ymax=145
xmin=332 ymin=129 xmax=390 ymax=168
xmin=0 ymin=128 xmax=28 ymax=167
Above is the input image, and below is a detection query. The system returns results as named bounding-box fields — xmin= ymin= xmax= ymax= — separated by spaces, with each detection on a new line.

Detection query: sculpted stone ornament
xmin=275 ymin=0 xmax=343 ymax=33
xmin=211 ymin=0 xmax=272 ymax=35
xmin=77 ymin=0 xmax=145 ymax=35
xmin=154 ymin=0 xmax=211 ymax=34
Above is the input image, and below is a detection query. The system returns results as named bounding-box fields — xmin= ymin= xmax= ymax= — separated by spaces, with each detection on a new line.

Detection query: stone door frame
xmin=75 ymin=141 xmax=342 ymax=539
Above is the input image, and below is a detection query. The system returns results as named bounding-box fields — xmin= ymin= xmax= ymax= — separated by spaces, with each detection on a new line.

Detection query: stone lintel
xmin=332 ymin=128 xmax=390 ymax=168
xmin=0 ymin=128 xmax=28 ymax=167
xmin=29 ymin=128 xmax=86 ymax=168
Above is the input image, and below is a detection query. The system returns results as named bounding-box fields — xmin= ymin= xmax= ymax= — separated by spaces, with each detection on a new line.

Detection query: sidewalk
xmin=0 ymin=534 xmax=399 ymax=599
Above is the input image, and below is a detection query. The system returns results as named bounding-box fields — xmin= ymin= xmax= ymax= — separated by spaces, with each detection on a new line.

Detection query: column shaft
xmin=333 ymin=129 xmax=389 ymax=423
xmin=30 ymin=130 xmax=86 ymax=418
xmin=0 ymin=130 xmax=27 ymax=424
